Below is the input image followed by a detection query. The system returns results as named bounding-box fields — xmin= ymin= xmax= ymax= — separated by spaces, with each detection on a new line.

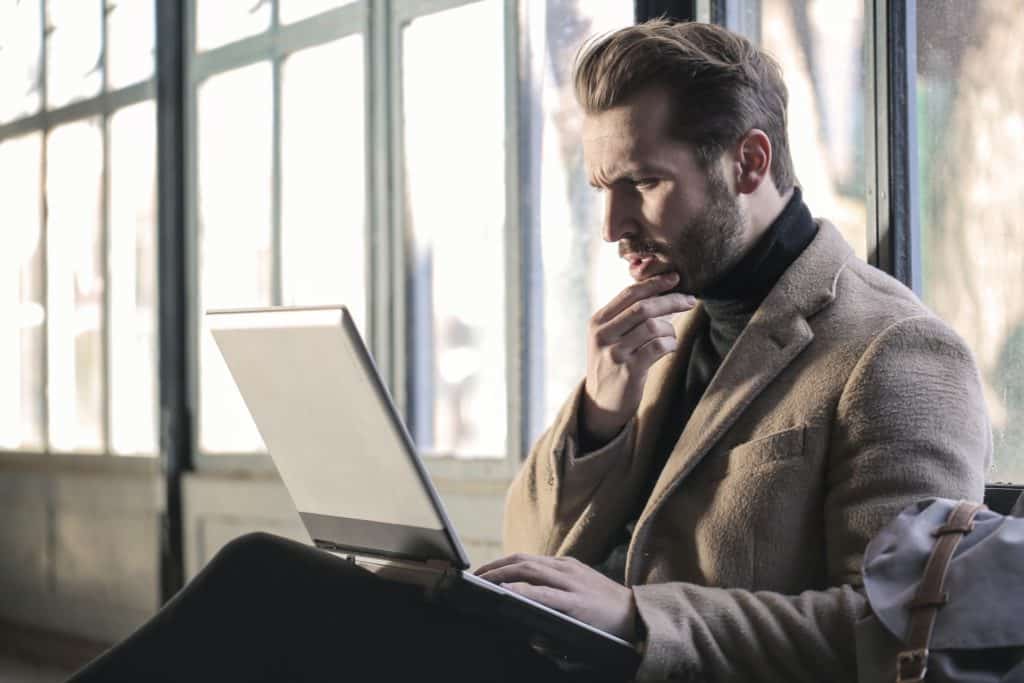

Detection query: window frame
xmin=0 ymin=0 xmax=159 ymax=466
xmin=388 ymin=0 xmax=526 ymax=475
xmin=184 ymin=0 xmax=374 ymax=473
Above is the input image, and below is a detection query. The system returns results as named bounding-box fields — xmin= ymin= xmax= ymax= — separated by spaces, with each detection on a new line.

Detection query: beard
xmin=619 ymin=167 xmax=747 ymax=296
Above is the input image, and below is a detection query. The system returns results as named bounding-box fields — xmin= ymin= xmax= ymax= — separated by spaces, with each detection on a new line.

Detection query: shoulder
xmin=819 ymin=255 xmax=969 ymax=358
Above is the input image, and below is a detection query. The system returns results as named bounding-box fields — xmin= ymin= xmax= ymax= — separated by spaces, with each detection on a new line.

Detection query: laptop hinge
xmin=315 ymin=541 xmax=459 ymax=592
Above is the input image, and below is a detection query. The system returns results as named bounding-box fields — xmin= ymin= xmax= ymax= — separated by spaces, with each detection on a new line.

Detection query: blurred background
xmin=0 ymin=0 xmax=1021 ymax=676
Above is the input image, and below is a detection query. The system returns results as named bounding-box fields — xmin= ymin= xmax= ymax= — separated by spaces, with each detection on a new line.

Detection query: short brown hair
xmin=574 ymin=20 xmax=795 ymax=193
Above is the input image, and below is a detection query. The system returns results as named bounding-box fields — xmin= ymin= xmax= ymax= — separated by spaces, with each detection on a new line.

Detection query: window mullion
xmin=39 ymin=0 xmax=51 ymax=452
xmin=504 ymin=0 xmax=524 ymax=462
xmin=101 ymin=0 xmax=112 ymax=453
xmin=271 ymin=4 xmax=283 ymax=307
xmin=156 ymin=0 xmax=190 ymax=600
xmin=368 ymin=0 xmax=394 ymax=385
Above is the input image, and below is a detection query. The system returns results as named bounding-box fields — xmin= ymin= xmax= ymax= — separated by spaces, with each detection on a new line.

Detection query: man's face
xmin=582 ymin=87 xmax=749 ymax=296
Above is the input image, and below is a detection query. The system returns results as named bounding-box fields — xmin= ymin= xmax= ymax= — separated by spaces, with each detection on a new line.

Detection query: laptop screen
xmin=207 ymin=306 xmax=468 ymax=568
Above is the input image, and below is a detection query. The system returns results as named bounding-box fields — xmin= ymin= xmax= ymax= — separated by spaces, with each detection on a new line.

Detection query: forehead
xmin=581 ymin=87 xmax=696 ymax=178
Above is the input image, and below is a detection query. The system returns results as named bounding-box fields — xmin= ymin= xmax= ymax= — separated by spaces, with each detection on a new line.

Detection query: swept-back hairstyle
xmin=573 ymin=19 xmax=795 ymax=193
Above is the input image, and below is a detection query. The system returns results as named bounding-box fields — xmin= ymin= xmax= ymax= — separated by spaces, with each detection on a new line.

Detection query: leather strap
xmin=896 ymin=500 xmax=986 ymax=683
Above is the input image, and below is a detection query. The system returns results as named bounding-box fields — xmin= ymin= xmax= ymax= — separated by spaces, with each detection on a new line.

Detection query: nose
xmin=600 ymin=188 xmax=637 ymax=243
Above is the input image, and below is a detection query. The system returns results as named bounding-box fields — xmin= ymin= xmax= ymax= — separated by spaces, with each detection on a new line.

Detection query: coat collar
xmin=625 ymin=220 xmax=853 ymax=584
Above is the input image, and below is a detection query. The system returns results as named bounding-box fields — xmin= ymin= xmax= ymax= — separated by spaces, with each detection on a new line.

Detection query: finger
xmin=628 ymin=335 xmax=678 ymax=370
xmin=500 ymin=582 xmax=576 ymax=614
xmin=473 ymin=552 xmax=537 ymax=576
xmin=607 ymin=317 xmax=676 ymax=361
xmin=478 ymin=560 xmax=576 ymax=591
xmin=597 ymin=293 xmax=695 ymax=344
xmin=592 ymin=272 xmax=680 ymax=325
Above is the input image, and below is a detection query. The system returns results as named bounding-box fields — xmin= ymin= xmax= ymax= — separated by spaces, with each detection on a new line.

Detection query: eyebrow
xmin=588 ymin=165 xmax=669 ymax=189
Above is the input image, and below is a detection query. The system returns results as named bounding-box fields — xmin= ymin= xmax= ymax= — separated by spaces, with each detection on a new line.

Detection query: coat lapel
xmin=625 ymin=220 xmax=854 ymax=584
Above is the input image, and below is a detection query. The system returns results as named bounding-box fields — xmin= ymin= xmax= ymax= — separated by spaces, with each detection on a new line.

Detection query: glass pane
xmin=0 ymin=0 xmax=42 ymax=123
xmin=402 ymin=0 xmax=506 ymax=456
xmin=46 ymin=0 xmax=103 ymax=108
xmin=281 ymin=37 xmax=367 ymax=330
xmin=733 ymin=0 xmax=868 ymax=258
xmin=108 ymin=101 xmax=158 ymax=455
xmin=195 ymin=0 xmax=271 ymax=52
xmin=917 ymin=1 xmax=1024 ymax=482
xmin=280 ymin=0 xmax=356 ymax=25
xmin=0 ymin=133 xmax=45 ymax=450
xmin=534 ymin=0 xmax=635 ymax=433
xmin=46 ymin=120 xmax=105 ymax=453
xmin=197 ymin=63 xmax=272 ymax=453
xmin=107 ymin=0 xmax=155 ymax=89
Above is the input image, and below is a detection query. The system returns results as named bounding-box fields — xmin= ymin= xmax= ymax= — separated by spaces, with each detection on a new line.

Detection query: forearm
xmin=504 ymin=382 xmax=637 ymax=556
xmin=632 ymin=582 xmax=868 ymax=683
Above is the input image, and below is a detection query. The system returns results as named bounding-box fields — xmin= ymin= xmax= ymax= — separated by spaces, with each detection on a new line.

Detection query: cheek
xmin=646 ymin=188 xmax=696 ymax=241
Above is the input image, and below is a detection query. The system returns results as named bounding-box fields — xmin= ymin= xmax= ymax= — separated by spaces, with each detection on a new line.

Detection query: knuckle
xmin=644 ymin=318 xmax=661 ymax=334
xmin=609 ymin=346 xmax=628 ymax=364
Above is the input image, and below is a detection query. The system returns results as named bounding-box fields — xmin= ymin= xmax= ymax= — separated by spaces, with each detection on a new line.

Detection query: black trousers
xmin=67 ymin=532 xmax=603 ymax=683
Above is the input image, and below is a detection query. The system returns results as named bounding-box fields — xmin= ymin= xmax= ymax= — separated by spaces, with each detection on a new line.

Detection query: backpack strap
xmin=896 ymin=500 xmax=986 ymax=683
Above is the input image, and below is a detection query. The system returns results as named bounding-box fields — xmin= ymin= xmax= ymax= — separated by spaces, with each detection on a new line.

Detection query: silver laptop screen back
xmin=207 ymin=307 xmax=456 ymax=556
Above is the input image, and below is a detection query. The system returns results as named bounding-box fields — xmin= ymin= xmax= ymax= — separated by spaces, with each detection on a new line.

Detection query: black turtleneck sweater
xmin=592 ymin=187 xmax=818 ymax=583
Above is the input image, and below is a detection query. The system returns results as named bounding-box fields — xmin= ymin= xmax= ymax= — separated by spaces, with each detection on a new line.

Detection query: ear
xmin=732 ymin=129 xmax=772 ymax=195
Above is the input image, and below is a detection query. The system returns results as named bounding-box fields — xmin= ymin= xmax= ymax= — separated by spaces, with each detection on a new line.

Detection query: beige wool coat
xmin=504 ymin=220 xmax=991 ymax=682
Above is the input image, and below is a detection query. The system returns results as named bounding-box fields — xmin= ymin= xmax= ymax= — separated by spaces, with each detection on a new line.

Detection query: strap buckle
xmin=896 ymin=648 xmax=929 ymax=683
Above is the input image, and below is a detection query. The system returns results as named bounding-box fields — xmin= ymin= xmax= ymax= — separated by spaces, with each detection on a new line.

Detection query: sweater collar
xmin=701 ymin=186 xmax=818 ymax=306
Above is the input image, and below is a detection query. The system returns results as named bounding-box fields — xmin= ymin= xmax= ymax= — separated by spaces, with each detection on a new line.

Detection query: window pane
xmin=0 ymin=133 xmax=45 ymax=450
xmin=917 ymin=1 xmax=1024 ymax=482
xmin=402 ymin=0 xmax=506 ymax=456
xmin=46 ymin=120 xmax=105 ymax=453
xmin=197 ymin=63 xmax=272 ymax=453
xmin=46 ymin=0 xmax=102 ymax=108
xmin=280 ymin=0 xmax=357 ymax=25
xmin=195 ymin=0 xmax=271 ymax=52
xmin=108 ymin=101 xmax=158 ymax=455
xmin=535 ymin=0 xmax=634 ymax=433
xmin=733 ymin=0 xmax=868 ymax=258
xmin=280 ymin=37 xmax=367 ymax=330
xmin=107 ymin=0 xmax=155 ymax=89
xmin=0 ymin=0 xmax=42 ymax=123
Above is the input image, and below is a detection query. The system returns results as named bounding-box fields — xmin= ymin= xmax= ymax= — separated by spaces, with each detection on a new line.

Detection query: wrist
xmin=578 ymin=392 xmax=625 ymax=451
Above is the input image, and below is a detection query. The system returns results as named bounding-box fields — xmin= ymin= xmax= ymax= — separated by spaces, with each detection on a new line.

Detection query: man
xmin=475 ymin=19 xmax=990 ymax=682
xmin=70 ymin=20 xmax=988 ymax=683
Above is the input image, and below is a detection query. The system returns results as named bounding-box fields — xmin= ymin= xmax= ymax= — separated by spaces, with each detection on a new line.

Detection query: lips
xmin=625 ymin=253 xmax=670 ymax=281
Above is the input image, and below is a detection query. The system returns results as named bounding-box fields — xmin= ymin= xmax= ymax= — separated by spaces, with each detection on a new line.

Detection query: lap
xmin=73 ymin=532 xmax=574 ymax=683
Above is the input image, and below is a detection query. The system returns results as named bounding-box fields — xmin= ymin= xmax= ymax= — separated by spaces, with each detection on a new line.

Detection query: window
xmin=729 ymin=0 xmax=869 ymax=259
xmin=0 ymin=133 xmax=45 ymax=450
xmin=399 ymin=0 xmax=508 ymax=456
xmin=0 ymin=0 xmax=158 ymax=456
xmin=917 ymin=0 xmax=1024 ymax=482
xmin=532 ymin=0 xmax=635 ymax=433
xmin=190 ymin=1 xmax=369 ymax=455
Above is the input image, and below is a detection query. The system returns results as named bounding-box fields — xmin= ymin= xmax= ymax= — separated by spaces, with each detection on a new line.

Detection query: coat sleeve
xmin=630 ymin=315 xmax=991 ymax=682
xmin=503 ymin=381 xmax=638 ymax=556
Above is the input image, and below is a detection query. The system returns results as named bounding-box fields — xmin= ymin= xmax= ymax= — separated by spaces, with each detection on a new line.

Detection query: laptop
xmin=206 ymin=305 xmax=640 ymax=674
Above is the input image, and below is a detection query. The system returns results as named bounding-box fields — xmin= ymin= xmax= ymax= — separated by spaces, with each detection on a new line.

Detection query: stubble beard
xmin=668 ymin=168 xmax=747 ymax=296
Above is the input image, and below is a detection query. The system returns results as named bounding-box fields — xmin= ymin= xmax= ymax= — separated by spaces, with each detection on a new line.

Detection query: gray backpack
xmin=855 ymin=495 xmax=1024 ymax=682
